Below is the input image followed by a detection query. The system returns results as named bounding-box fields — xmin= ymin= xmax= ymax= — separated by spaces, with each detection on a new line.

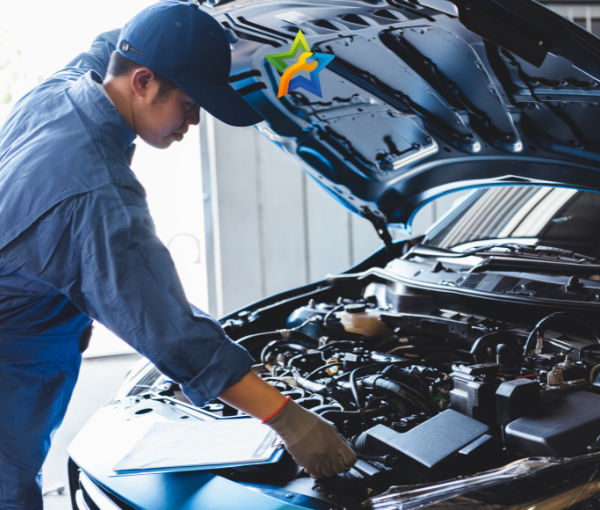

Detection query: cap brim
xmin=177 ymin=81 xmax=265 ymax=127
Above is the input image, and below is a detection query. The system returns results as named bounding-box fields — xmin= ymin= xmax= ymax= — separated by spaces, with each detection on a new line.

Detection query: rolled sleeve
xmin=74 ymin=205 xmax=253 ymax=406
xmin=181 ymin=325 xmax=256 ymax=405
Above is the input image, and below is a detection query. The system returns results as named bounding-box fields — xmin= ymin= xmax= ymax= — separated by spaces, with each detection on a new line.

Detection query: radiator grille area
xmin=525 ymin=281 xmax=589 ymax=301
xmin=492 ymin=276 xmax=520 ymax=293
xmin=460 ymin=274 xmax=485 ymax=289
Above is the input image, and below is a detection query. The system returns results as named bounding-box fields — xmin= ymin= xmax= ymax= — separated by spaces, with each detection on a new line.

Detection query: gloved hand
xmin=265 ymin=398 xmax=357 ymax=478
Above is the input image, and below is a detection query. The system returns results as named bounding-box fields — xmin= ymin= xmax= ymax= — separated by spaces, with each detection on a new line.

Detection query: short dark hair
xmin=107 ymin=51 xmax=179 ymax=100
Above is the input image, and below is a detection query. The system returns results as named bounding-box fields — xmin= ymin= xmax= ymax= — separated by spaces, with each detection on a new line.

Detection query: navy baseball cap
xmin=117 ymin=1 xmax=264 ymax=127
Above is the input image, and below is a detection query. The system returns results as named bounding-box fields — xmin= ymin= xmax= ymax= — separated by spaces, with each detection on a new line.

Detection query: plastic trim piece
xmin=79 ymin=472 xmax=122 ymax=510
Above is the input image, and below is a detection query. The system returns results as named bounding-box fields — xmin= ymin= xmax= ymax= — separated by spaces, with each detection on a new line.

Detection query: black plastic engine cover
xmin=450 ymin=367 xmax=499 ymax=425
xmin=363 ymin=410 xmax=499 ymax=480
xmin=506 ymin=392 xmax=600 ymax=457
xmin=496 ymin=378 xmax=540 ymax=425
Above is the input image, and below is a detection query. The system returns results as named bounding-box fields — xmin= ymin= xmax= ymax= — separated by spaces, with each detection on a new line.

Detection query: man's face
xmin=137 ymin=86 xmax=201 ymax=149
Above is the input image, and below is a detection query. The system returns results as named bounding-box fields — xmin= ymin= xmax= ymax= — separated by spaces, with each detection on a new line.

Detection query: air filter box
xmin=496 ymin=378 xmax=540 ymax=425
xmin=363 ymin=409 xmax=500 ymax=480
xmin=506 ymin=391 xmax=600 ymax=457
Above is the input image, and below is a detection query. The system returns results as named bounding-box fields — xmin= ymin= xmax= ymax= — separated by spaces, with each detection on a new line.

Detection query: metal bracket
xmin=360 ymin=208 xmax=395 ymax=254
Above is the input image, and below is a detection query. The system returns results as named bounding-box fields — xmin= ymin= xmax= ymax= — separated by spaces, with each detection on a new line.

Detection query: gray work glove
xmin=265 ymin=399 xmax=357 ymax=478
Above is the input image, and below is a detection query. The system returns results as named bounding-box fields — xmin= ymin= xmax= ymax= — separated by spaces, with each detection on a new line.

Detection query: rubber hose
xmin=471 ymin=331 xmax=523 ymax=364
xmin=523 ymin=312 xmax=600 ymax=357
xmin=339 ymin=376 xmax=436 ymax=416
xmin=371 ymin=377 xmax=437 ymax=416
xmin=293 ymin=371 xmax=328 ymax=395
xmin=260 ymin=341 xmax=308 ymax=364
xmin=236 ymin=330 xmax=315 ymax=350
xmin=235 ymin=332 xmax=282 ymax=352
xmin=320 ymin=406 xmax=391 ymax=424
xmin=311 ymin=404 xmax=344 ymax=414
xmin=352 ymin=430 xmax=369 ymax=453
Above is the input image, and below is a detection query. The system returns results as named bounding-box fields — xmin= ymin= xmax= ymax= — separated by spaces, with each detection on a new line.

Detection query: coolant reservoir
xmin=337 ymin=304 xmax=391 ymax=337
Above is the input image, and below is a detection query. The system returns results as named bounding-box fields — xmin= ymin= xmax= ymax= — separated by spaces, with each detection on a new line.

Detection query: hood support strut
xmin=361 ymin=208 xmax=396 ymax=255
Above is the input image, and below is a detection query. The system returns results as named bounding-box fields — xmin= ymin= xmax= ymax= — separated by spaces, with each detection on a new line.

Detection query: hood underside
xmin=209 ymin=0 xmax=600 ymax=229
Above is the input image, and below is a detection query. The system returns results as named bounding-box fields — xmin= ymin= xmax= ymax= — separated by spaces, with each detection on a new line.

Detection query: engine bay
xmin=121 ymin=257 xmax=600 ymax=507
xmin=222 ymin=266 xmax=600 ymax=496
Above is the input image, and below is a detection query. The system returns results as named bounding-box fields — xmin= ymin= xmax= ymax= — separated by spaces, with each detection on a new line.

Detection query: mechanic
xmin=0 ymin=2 xmax=356 ymax=509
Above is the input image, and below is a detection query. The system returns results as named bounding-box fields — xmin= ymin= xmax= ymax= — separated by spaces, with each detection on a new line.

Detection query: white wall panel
xmin=212 ymin=122 xmax=264 ymax=313
xmin=305 ymin=175 xmax=353 ymax=282
xmin=255 ymin=133 xmax=309 ymax=296
xmin=201 ymin=118 xmax=458 ymax=316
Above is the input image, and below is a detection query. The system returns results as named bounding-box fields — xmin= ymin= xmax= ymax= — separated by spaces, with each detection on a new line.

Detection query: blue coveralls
xmin=0 ymin=31 xmax=253 ymax=509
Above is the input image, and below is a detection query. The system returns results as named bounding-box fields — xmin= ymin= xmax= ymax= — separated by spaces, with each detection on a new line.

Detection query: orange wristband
xmin=262 ymin=395 xmax=291 ymax=423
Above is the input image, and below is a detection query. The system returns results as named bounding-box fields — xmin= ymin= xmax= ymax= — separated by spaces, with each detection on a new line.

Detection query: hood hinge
xmin=361 ymin=208 xmax=396 ymax=254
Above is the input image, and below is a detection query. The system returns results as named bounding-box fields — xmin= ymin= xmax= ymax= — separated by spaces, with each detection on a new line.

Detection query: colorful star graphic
xmin=265 ymin=30 xmax=335 ymax=99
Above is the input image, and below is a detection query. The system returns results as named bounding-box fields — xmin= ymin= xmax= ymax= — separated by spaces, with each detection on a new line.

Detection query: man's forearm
xmin=218 ymin=370 xmax=287 ymax=420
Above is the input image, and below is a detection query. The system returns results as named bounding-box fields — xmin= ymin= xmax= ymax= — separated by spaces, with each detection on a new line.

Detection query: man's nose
xmin=186 ymin=105 xmax=200 ymax=126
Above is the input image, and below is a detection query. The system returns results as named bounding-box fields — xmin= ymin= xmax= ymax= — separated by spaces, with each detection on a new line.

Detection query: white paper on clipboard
xmin=113 ymin=418 xmax=282 ymax=474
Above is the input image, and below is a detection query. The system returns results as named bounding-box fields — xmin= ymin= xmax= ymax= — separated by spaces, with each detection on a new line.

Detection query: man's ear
xmin=130 ymin=67 xmax=157 ymax=99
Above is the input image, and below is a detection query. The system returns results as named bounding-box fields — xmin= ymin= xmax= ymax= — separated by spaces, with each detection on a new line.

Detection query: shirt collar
xmin=93 ymin=80 xmax=115 ymax=106
xmin=68 ymin=71 xmax=136 ymax=151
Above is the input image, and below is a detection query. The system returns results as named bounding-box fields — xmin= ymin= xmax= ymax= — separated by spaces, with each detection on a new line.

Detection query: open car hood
xmin=208 ymin=0 xmax=600 ymax=230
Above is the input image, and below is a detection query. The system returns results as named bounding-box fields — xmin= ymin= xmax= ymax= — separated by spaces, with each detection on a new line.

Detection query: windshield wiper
xmin=408 ymin=243 xmax=598 ymax=264
xmin=461 ymin=243 xmax=598 ymax=264
xmin=469 ymin=256 xmax=600 ymax=276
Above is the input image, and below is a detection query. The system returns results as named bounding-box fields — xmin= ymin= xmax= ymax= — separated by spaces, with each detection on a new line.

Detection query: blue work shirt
xmin=0 ymin=31 xmax=253 ymax=406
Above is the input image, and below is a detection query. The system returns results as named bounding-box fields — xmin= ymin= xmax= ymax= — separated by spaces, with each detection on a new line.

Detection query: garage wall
xmin=200 ymin=115 xmax=454 ymax=317
xmin=200 ymin=115 xmax=378 ymax=316
xmin=543 ymin=2 xmax=600 ymax=36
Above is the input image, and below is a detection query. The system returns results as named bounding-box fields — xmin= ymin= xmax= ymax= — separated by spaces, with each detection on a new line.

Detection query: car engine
xmin=211 ymin=273 xmax=600 ymax=493
xmin=125 ymin=271 xmax=600 ymax=505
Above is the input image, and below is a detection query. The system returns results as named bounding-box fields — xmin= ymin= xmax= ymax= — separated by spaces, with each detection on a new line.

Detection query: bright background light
xmin=0 ymin=0 xmax=209 ymax=356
